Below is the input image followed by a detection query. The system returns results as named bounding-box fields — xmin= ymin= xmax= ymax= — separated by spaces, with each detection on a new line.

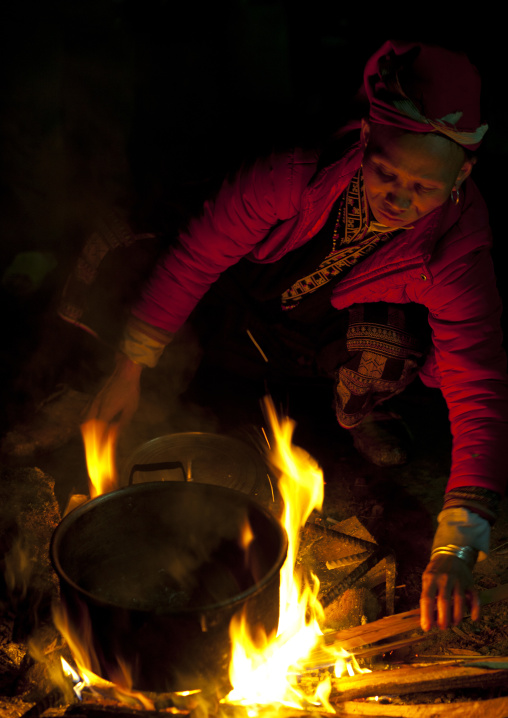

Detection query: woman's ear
xmin=360 ymin=119 xmax=370 ymax=150
xmin=456 ymin=155 xmax=476 ymax=188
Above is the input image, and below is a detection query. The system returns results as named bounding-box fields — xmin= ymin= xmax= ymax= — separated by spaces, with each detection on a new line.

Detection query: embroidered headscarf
xmin=363 ymin=40 xmax=488 ymax=150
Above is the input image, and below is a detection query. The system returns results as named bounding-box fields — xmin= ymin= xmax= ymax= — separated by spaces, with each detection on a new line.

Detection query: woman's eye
xmin=377 ymin=167 xmax=395 ymax=181
xmin=415 ymin=184 xmax=434 ymax=194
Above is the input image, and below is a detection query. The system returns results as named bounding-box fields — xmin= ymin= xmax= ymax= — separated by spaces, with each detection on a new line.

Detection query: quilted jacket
xmin=131 ymin=141 xmax=508 ymax=498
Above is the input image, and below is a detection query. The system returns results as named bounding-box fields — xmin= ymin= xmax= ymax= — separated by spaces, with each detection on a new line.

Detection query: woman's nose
xmin=387 ymin=189 xmax=412 ymax=210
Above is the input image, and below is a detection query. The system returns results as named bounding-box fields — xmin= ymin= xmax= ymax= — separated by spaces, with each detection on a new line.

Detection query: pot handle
xmin=128 ymin=461 xmax=187 ymax=485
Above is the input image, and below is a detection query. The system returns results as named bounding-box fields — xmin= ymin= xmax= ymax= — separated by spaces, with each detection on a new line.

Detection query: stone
xmin=0 ymin=467 xmax=61 ymax=642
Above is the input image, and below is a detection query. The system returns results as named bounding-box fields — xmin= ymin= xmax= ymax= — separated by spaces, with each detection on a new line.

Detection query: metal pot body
xmin=51 ymin=482 xmax=287 ymax=693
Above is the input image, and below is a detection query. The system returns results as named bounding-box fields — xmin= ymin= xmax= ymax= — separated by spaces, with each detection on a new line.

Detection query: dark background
xmin=0 ymin=0 xmax=506 ymax=430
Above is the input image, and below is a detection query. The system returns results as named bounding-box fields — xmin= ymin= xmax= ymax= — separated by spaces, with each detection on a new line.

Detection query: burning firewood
xmin=335 ymin=696 xmax=508 ymax=717
xmin=330 ymin=659 xmax=508 ymax=701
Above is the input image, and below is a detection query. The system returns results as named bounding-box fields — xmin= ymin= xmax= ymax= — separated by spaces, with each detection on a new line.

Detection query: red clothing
xmin=362 ymin=40 xmax=487 ymax=151
xmin=132 ymin=141 xmax=508 ymax=498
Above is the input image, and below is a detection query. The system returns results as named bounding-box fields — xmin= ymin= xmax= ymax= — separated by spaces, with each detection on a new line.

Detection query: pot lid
xmin=121 ymin=432 xmax=278 ymax=510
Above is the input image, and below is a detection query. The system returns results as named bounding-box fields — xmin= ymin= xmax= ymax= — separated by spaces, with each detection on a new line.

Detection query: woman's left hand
xmin=420 ymin=553 xmax=480 ymax=631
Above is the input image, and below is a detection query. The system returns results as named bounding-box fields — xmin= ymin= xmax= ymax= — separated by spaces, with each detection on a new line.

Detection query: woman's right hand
xmin=420 ymin=552 xmax=480 ymax=631
xmin=84 ymin=353 xmax=143 ymax=428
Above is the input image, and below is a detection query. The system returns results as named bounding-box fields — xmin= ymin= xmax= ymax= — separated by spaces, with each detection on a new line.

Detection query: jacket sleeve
xmin=129 ymin=149 xmax=317 ymax=336
xmin=412 ymin=203 xmax=508 ymax=501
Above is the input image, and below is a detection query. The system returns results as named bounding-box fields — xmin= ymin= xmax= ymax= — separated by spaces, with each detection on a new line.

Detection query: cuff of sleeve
xmin=120 ymin=317 xmax=174 ymax=368
xmin=443 ymin=486 xmax=500 ymax=524
xmin=432 ymin=507 xmax=490 ymax=561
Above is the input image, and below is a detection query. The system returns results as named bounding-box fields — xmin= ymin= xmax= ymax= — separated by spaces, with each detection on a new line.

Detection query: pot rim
xmin=51 ymin=481 xmax=288 ymax=615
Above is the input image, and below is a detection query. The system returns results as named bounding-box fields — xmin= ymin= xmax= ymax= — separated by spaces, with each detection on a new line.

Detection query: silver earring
xmin=451 ymin=187 xmax=460 ymax=205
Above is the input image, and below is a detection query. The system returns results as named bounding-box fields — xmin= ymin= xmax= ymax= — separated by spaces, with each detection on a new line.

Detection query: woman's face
xmin=361 ymin=120 xmax=475 ymax=228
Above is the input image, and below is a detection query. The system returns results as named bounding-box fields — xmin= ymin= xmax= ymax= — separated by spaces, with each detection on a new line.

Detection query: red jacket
xmin=132 ymin=142 xmax=508 ymax=497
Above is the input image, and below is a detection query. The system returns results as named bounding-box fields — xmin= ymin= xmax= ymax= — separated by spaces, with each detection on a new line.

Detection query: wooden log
xmin=330 ymin=663 xmax=508 ymax=702
xmin=321 ymin=583 xmax=508 ymax=653
xmin=323 ymin=609 xmax=421 ymax=651
xmin=334 ymin=696 xmax=508 ymax=717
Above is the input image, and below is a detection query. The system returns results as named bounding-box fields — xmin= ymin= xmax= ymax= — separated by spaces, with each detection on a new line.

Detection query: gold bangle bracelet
xmin=430 ymin=544 xmax=478 ymax=569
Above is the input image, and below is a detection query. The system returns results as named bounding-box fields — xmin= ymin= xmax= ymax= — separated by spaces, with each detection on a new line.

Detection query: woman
xmin=88 ymin=40 xmax=508 ymax=632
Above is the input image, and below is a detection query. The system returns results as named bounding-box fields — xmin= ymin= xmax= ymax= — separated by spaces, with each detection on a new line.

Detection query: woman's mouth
xmin=376 ymin=205 xmax=407 ymax=224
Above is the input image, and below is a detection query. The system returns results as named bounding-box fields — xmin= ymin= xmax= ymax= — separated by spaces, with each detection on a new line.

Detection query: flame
xmin=54 ymin=603 xmax=155 ymax=710
xmin=80 ymin=420 xmax=118 ymax=498
xmin=61 ymin=656 xmax=89 ymax=700
xmin=223 ymin=397 xmax=365 ymax=713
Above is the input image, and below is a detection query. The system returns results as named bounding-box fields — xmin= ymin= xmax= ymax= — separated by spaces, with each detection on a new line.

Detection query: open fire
xmin=223 ymin=398 xmax=365 ymax=713
xmin=50 ymin=397 xmax=366 ymax=712
xmin=2 ymin=404 xmax=508 ymax=716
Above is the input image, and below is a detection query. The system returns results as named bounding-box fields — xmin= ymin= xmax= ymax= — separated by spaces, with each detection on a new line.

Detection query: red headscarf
xmin=363 ymin=40 xmax=488 ymax=150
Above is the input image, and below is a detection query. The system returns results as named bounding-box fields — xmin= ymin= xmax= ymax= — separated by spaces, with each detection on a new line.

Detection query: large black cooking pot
xmin=51 ymin=481 xmax=287 ymax=693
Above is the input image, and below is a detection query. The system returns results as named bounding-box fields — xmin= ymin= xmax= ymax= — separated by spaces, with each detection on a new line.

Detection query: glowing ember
xmin=80 ymin=419 xmax=118 ymax=498
xmin=223 ymin=397 xmax=366 ymax=713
